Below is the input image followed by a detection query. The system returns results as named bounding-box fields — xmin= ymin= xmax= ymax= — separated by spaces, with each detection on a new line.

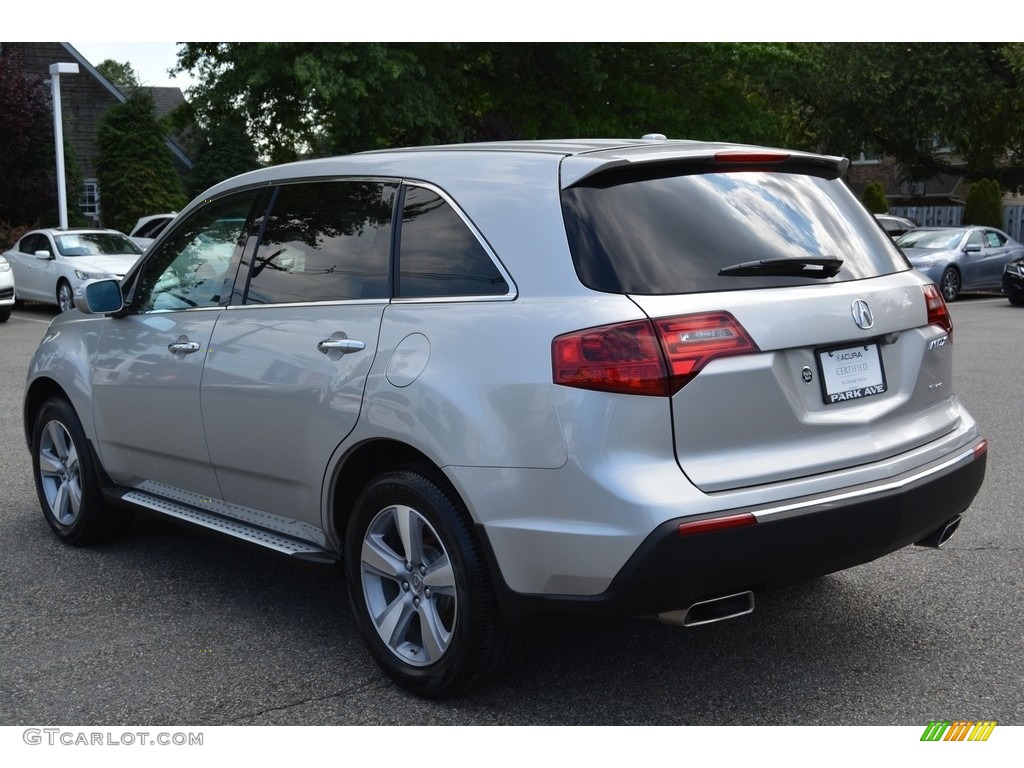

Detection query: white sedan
xmin=3 ymin=229 xmax=143 ymax=312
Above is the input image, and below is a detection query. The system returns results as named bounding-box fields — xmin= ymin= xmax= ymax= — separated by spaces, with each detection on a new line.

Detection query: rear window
xmin=561 ymin=169 xmax=909 ymax=295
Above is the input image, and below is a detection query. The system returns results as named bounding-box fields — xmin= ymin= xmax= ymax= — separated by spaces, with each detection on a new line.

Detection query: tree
xmin=0 ymin=50 xmax=61 ymax=229
xmin=186 ymin=111 xmax=260 ymax=197
xmin=95 ymin=90 xmax=187 ymax=232
xmin=963 ymin=179 xmax=1004 ymax=228
xmin=863 ymin=182 xmax=889 ymax=213
xmin=782 ymin=43 xmax=1024 ymax=191
xmin=173 ymin=43 xmax=800 ymax=162
xmin=96 ymin=59 xmax=140 ymax=88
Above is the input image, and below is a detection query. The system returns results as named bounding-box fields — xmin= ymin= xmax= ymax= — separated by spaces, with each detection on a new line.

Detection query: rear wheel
xmin=345 ymin=466 xmax=520 ymax=698
xmin=939 ymin=267 xmax=961 ymax=302
xmin=57 ymin=280 xmax=74 ymax=312
xmin=0 ymin=307 xmax=10 ymax=323
xmin=32 ymin=397 xmax=133 ymax=545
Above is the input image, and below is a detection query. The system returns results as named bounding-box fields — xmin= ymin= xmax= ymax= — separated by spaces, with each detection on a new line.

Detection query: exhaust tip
xmin=658 ymin=591 xmax=755 ymax=628
xmin=915 ymin=515 xmax=962 ymax=549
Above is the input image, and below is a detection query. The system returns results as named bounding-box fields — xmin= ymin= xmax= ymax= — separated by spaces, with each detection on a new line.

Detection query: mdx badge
xmin=851 ymin=299 xmax=874 ymax=330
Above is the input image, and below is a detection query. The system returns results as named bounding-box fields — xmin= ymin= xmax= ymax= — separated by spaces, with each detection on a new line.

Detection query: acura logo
xmin=851 ymin=300 xmax=874 ymax=330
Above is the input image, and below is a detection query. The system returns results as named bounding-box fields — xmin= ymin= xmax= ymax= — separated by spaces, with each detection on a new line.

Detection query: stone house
xmin=0 ymin=41 xmax=192 ymax=226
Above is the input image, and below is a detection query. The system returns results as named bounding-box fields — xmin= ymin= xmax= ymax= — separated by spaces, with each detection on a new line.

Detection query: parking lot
xmin=0 ymin=297 xmax=1021 ymax=726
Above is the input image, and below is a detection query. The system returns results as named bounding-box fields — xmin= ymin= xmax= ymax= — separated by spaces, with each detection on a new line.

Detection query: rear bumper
xmin=489 ymin=440 xmax=987 ymax=625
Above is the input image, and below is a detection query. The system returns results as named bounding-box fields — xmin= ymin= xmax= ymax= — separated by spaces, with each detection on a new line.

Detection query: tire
xmin=0 ymin=307 xmax=10 ymax=323
xmin=1009 ymin=294 xmax=1024 ymax=307
xmin=31 ymin=397 xmax=133 ymax=546
xmin=57 ymin=280 xmax=74 ymax=312
xmin=939 ymin=267 xmax=961 ymax=302
xmin=344 ymin=466 xmax=521 ymax=698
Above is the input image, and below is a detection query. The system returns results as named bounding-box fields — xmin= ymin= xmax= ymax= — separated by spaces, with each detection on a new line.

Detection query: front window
xmin=134 ymin=193 xmax=259 ymax=312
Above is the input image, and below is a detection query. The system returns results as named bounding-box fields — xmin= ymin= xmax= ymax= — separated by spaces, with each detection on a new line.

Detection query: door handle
xmin=317 ymin=337 xmax=366 ymax=354
xmin=168 ymin=336 xmax=201 ymax=355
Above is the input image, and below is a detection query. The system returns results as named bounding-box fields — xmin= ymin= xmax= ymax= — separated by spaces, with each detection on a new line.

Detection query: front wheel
xmin=344 ymin=467 xmax=520 ymax=698
xmin=939 ymin=267 xmax=961 ymax=302
xmin=32 ymin=397 xmax=133 ymax=545
xmin=57 ymin=280 xmax=74 ymax=312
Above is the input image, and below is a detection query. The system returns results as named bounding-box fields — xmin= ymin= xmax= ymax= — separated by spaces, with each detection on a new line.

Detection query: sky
xmin=71 ymin=42 xmax=196 ymax=92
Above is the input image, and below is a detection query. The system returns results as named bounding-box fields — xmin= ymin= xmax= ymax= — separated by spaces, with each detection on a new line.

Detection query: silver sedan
xmin=896 ymin=225 xmax=1024 ymax=301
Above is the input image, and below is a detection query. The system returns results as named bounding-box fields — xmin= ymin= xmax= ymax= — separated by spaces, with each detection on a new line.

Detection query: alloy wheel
xmin=359 ymin=503 xmax=458 ymax=666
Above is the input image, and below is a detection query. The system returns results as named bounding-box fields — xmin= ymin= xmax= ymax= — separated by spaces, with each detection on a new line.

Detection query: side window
xmin=22 ymin=234 xmax=46 ymax=255
xmin=984 ymin=230 xmax=1004 ymax=248
xmin=398 ymin=186 xmax=509 ymax=299
xmin=244 ymin=181 xmax=393 ymax=305
xmin=133 ymin=192 xmax=258 ymax=312
xmin=966 ymin=231 xmax=984 ymax=249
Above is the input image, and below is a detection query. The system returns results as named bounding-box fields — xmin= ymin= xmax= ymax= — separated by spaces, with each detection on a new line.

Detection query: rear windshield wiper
xmin=718 ymin=257 xmax=844 ymax=278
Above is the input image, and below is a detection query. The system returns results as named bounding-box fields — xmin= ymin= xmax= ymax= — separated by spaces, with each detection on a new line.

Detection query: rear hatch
xmin=560 ymin=148 xmax=962 ymax=492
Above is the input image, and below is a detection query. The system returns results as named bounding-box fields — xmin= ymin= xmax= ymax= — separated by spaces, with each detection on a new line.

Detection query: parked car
xmin=0 ymin=254 xmax=14 ymax=322
xmin=24 ymin=138 xmax=987 ymax=698
xmin=1003 ymin=254 xmax=1024 ymax=306
xmin=895 ymin=225 xmax=1024 ymax=301
xmin=3 ymin=228 xmax=143 ymax=312
xmin=128 ymin=212 xmax=177 ymax=250
xmin=874 ymin=213 xmax=917 ymax=238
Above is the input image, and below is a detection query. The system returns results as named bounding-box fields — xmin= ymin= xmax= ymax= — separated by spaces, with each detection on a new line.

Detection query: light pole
xmin=49 ymin=62 xmax=79 ymax=229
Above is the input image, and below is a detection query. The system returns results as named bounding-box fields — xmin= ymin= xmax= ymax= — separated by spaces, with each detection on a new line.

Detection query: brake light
xmin=923 ymin=284 xmax=953 ymax=338
xmin=552 ymin=312 xmax=759 ymax=396
xmin=713 ymin=151 xmax=790 ymax=164
xmin=654 ymin=312 xmax=759 ymax=391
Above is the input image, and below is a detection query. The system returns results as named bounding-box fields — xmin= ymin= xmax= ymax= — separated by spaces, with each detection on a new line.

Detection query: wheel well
xmin=330 ymin=440 xmax=452 ymax=546
xmin=23 ymin=378 xmax=69 ymax=446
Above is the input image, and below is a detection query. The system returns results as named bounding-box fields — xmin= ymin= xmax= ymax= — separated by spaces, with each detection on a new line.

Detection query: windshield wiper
xmin=718 ymin=257 xmax=844 ymax=278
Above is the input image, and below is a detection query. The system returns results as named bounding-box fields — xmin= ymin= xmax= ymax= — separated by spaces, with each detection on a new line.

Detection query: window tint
xmin=562 ymin=169 xmax=910 ymax=295
xmin=244 ymin=181 xmax=393 ymax=305
xmin=398 ymin=186 xmax=509 ymax=299
xmin=134 ymin=192 xmax=258 ymax=312
xmin=21 ymin=234 xmax=47 ymax=255
xmin=984 ymin=230 xmax=1005 ymax=248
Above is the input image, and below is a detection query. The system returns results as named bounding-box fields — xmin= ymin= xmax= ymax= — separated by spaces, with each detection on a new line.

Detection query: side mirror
xmin=74 ymin=279 xmax=124 ymax=315
xmin=964 ymin=243 xmax=982 ymax=253
xmin=34 ymin=250 xmax=53 ymax=260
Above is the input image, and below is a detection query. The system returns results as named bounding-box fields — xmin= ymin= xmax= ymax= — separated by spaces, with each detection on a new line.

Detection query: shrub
xmin=862 ymin=182 xmax=888 ymax=213
xmin=963 ymin=178 xmax=1004 ymax=229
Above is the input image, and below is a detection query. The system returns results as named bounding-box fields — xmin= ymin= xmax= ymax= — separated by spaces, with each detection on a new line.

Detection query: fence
xmin=890 ymin=205 xmax=1024 ymax=241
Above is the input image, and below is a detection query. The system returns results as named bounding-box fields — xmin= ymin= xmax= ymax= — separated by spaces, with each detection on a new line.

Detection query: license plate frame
xmin=816 ymin=341 xmax=887 ymax=405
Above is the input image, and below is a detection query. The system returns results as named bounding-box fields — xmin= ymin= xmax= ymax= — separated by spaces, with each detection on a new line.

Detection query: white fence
xmin=890 ymin=205 xmax=1024 ymax=241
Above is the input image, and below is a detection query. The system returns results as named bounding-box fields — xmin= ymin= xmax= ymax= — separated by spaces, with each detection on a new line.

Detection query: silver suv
xmin=24 ymin=138 xmax=988 ymax=698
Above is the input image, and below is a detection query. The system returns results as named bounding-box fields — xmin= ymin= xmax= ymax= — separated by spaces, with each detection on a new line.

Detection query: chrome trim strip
xmin=751 ymin=444 xmax=980 ymax=523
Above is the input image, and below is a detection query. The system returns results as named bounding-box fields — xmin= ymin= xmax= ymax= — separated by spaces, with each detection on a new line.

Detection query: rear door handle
xmin=317 ymin=337 xmax=366 ymax=354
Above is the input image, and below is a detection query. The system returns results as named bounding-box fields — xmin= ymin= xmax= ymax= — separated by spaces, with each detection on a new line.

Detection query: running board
xmin=119 ymin=490 xmax=336 ymax=563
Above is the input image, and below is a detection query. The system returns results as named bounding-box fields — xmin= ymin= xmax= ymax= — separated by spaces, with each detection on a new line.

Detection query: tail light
xmin=923 ymin=284 xmax=953 ymax=338
xmin=552 ymin=311 xmax=759 ymax=396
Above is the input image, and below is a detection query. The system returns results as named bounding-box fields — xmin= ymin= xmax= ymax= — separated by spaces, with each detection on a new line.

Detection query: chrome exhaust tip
xmin=915 ymin=515 xmax=962 ymax=549
xmin=657 ymin=590 xmax=755 ymax=628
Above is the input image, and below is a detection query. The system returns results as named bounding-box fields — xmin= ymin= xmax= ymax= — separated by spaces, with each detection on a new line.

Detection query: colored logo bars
xmin=921 ymin=720 xmax=997 ymax=742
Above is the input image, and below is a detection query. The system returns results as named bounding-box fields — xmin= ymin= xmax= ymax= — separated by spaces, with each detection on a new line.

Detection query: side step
xmin=120 ymin=490 xmax=336 ymax=564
